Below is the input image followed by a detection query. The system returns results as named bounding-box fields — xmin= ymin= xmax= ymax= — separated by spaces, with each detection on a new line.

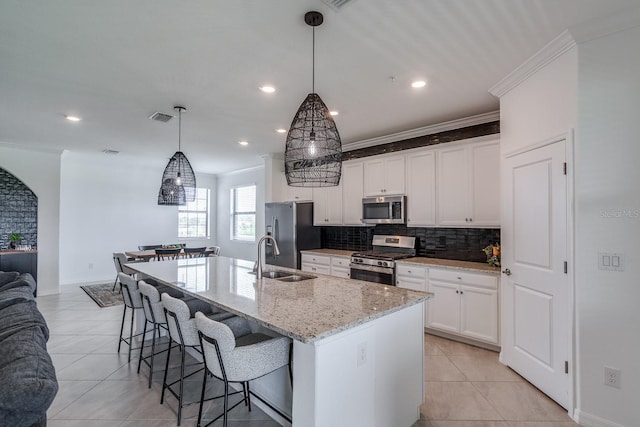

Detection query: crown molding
xmin=569 ymin=6 xmax=640 ymax=44
xmin=489 ymin=30 xmax=576 ymax=98
xmin=342 ymin=111 xmax=500 ymax=151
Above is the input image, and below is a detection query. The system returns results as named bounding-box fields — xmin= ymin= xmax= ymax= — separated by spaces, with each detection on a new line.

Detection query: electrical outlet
xmin=88 ymin=263 xmax=93 ymax=270
xmin=604 ymin=366 xmax=621 ymax=388
xmin=357 ymin=342 xmax=367 ymax=367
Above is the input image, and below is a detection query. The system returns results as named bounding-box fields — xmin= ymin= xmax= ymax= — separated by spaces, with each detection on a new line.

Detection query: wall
xmin=574 ymin=25 xmax=640 ymax=427
xmin=499 ymin=47 xmax=578 ymax=154
xmin=0 ymin=145 xmax=61 ymax=295
xmin=59 ymin=151 xmax=217 ymax=285
xmin=216 ymin=165 xmax=265 ymax=261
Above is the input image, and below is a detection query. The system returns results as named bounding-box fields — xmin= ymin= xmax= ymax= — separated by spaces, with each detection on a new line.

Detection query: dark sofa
xmin=0 ymin=271 xmax=58 ymax=426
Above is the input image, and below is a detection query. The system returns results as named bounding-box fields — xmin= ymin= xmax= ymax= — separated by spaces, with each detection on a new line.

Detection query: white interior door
xmin=501 ymin=140 xmax=569 ymax=408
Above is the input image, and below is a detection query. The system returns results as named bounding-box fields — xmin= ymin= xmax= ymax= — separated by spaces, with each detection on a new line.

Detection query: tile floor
xmin=39 ymin=285 xmax=578 ymax=427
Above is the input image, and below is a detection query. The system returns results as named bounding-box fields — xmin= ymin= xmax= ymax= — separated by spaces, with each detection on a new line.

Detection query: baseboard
xmin=424 ymin=328 xmax=500 ymax=352
xmin=575 ymin=409 xmax=626 ymax=427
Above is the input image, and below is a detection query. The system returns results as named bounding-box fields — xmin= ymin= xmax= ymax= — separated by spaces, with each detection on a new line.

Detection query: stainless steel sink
xmin=248 ymin=270 xmax=291 ymax=279
xmin=276 ymin=274 xmax=316 ymax=282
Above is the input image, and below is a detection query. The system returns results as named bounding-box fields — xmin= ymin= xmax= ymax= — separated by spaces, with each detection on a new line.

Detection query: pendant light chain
xmin=312 ymin=26 xmax=315 ymax=94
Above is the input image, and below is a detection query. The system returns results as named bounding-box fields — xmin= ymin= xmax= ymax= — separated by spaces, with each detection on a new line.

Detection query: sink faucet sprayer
xmin=256 ymin=235 xmax=280 ymax=279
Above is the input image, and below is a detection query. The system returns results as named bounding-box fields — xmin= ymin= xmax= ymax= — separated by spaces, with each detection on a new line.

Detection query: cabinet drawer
xmin=301 ymin=263 xmax=331 ymax=275
xmin=331 ymin=266 xmax=351 ymax=279
xmin=301 ymin=253 xmax=331 ymax=266
xmin=396 ymin=264 xmax=427 ymax=279
xmin=429 ymin=268 xmax=497 ymax=290
xmin=331 ymin=256 xmax=351 ymax=268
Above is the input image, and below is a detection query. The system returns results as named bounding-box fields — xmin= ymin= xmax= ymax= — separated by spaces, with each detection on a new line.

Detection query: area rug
xmin=80 ymin=283 xmax=123 ymax=308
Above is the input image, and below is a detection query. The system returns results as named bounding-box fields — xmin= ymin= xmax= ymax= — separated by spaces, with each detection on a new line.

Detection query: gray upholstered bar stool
xmin=137 ymin=281 xmax=225 ymax=388
xmin=160 ymin=294 xmax=240 ymax=426
xmin=117 ymin=273 xmax=145 ymax=363
xmin=194 ymin=312 xmax=292 ymax=427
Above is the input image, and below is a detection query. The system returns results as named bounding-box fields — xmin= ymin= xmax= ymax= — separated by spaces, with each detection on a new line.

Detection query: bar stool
xmin=160 ymin=294 xmax=242 ymax=426
xmin=194 ymin=312 xmax=292 ymax=427
xmin=117 ymin=273 xmax=145 ymax=363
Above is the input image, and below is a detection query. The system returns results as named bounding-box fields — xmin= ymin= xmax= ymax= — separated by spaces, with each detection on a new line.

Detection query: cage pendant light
xmin=285 ymin=11 xmax=342 ymax=187
xmin=157 ymin=106 xmax=196 ymax=205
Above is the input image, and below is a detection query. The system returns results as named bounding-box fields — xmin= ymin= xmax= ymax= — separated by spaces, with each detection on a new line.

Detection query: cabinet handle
xmin=457 ymin=277 xmax=462 ymax=280
xmin=465 ymin=218 xmax=469 ymax=222
xmin=460 ymin=290 xmax=464 ymax=295
xmin=456 ymin=290 xmax=459 ymax=294
xmin=408 ymin=270 xmax=412 ymax=274
xmin=469 ymin=218 xmax=472 ymax=222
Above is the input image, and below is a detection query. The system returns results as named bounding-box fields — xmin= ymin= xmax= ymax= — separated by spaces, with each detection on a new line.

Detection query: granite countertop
xmin=300 ymin=248 xmax=353 ymax=257
xmin=127 ymin=257 xmax=432 ymax=344
xmin=397 ymin=257 xmax=500 ymax=274
xmin=0 ymin=249 xmax=38 ymax=255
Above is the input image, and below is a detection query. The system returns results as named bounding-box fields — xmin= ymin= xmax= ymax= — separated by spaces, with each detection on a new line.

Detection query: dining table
xmin=125 ymin=248 xmax=216 ymax=260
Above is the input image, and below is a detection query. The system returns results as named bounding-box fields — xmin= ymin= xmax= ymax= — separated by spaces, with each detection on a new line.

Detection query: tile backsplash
xmin=320 ymin=225 xmax=500 ymax=263
xmin=0 ymin=168 xmax=38 ymax=250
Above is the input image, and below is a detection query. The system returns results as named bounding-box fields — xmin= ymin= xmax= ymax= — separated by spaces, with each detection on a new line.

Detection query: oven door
xmin=349 ymin=264 xmax=395 ymax=286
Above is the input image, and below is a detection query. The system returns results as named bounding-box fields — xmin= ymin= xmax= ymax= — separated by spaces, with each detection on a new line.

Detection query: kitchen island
xmin=127 ymin=256 xmax=432 ymax=427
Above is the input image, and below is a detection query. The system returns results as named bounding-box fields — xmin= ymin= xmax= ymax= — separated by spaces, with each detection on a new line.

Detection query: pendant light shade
xmin=157 ymin=106 xmax=196 ymax=206
xmin=285 ymin=11 xmax=342 ymax=187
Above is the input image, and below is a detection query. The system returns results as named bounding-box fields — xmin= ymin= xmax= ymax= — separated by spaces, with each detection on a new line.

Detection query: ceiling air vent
xmin=102 ymin=149 xmax=119 ymax=155
xmin=321 ymin=0 xmax=356 ymax=11
xmin=149 ymin=111 xmax=174 ymax=122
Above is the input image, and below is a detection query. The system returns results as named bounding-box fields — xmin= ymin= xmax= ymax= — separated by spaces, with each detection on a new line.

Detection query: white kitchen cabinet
xmin=313 ymin=182 xmax=343 ymax=226
xmin=342 ymin=161 xmax=365 ymax=225
xmin=279 ymin=173 xmax=313 ymax=202
xmin=437 ymin=140 xmax=500 ymax=227
xmin=330 ymin=256 xmax=351 ymax=279
xmin=301 ymin=253 xmax=331 ymax=275
xmin=395 ymin=263 xmax=428 ymax=327
xmin=363 ymin=155 xmax=405 ymax=196
xmin=427 ymin=267 xmax=499 ymax=345
xmin=406 ymin=150 xmax=436 ymax=227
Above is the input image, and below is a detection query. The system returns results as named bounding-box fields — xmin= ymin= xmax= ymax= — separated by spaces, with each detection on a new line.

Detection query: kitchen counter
xmin=127 ymin=256 xmax=430 ymax=343
xmin=397 ymin=257 xmax=500 ymax=274
xmin=0 ymin=249 xmax=38 ymax=255
xmin=127 ymin=256 xmax=429 ymax=427
xmin=299 ymin=248 xmax=353 ymax=257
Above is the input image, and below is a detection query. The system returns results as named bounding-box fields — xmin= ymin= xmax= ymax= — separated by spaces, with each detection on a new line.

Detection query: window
xmin=231 ymin=184 xmax=256 ymax=241
xmin=178 ymin=188 xmax=210 ymax=238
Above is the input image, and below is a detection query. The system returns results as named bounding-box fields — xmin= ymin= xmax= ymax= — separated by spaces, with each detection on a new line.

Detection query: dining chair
xmin=206 ymin=246 xmax=221 ymax=257
xmin=138 ymin=244 xmax=163 ymax=251
xmin=155 ymin=248 xmax=182 ymax=261
xmin=194 ymin=312 xmax=292 ymax=427
xmin=184 ymin=247 xmax=207 ymax=258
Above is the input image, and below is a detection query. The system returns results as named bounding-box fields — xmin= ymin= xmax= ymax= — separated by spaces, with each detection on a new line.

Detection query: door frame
xmin=500 ymin=130 xmax=576 ymax=419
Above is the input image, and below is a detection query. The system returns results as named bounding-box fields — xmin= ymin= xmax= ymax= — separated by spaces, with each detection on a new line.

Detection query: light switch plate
xmin=598 ymin=252 xmax=625 ymax=271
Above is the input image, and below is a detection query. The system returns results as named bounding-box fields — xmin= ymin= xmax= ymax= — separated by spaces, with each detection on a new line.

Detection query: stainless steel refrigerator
xmin=265 ymin=202 xmax=321 ymax=269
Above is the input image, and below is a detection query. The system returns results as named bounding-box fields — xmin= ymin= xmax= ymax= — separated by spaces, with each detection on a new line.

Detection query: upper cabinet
xmin=279 ymin=173 xmax=313 ymax=202
xmin=363 ymin=155 xmax=405 ymax=196
xmin=437 ymin=139 xmax=500 ymax=227
xmin=342 ymin=161 xmax=365 ymax=225
xmin=313 ymin=181 xmax=343 ymax=226
xmin=406 ymin=151 xmax=436 ymax=227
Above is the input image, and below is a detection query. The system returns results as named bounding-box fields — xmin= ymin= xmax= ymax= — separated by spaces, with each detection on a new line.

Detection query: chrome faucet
xmin=256 ymin=235 xmax=280 ymax=279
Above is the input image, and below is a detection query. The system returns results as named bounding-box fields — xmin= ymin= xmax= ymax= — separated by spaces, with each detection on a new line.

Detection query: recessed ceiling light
xmin=411 ymin=80 xmax=426 ymax=88
xmin=276 ymin=128 xmax=287 ymax=133
xmin=259 ymin=86 xmax=276 ymax=93
xmin=238 ymin=141 xmax=249 ymax=146
xmin=329 ymin=111 xmax=339 ymax=116
xmin=65 ymin=115 xmax=81 ymax=122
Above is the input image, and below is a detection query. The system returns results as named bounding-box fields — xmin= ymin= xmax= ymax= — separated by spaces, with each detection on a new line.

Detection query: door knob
xmin=502 ymin=268 xmax=512 ymax=276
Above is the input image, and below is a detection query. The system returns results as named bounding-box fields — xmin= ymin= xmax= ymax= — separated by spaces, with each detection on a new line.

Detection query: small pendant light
xmin=285 ymin=11 xmax=342 ymax=187
xmin=157 ymin=106 xmax=196 ymax=205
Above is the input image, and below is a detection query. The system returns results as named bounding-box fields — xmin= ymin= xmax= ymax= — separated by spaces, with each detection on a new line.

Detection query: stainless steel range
xmin=350 ymin=235 xmax=416 ymax=285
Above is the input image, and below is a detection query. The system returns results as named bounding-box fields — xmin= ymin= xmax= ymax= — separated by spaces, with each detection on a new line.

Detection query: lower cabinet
xmin=301 ymin=253 xmax=331 ymax=275
xmin=427 ymin=268 xmax=499 ymax=345
xmin=330 ymin=256 xmax=351 ymax=279
xmin=395 ymin=264 xmax=428 ymax=326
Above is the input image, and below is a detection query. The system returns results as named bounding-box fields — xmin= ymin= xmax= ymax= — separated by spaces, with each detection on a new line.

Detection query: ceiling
xmin=0 ymin=0 xmax=635 ymax=174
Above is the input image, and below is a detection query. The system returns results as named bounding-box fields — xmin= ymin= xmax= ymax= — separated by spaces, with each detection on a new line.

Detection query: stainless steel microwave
xmin=362 ymin=195 xmax=406 ymax=224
